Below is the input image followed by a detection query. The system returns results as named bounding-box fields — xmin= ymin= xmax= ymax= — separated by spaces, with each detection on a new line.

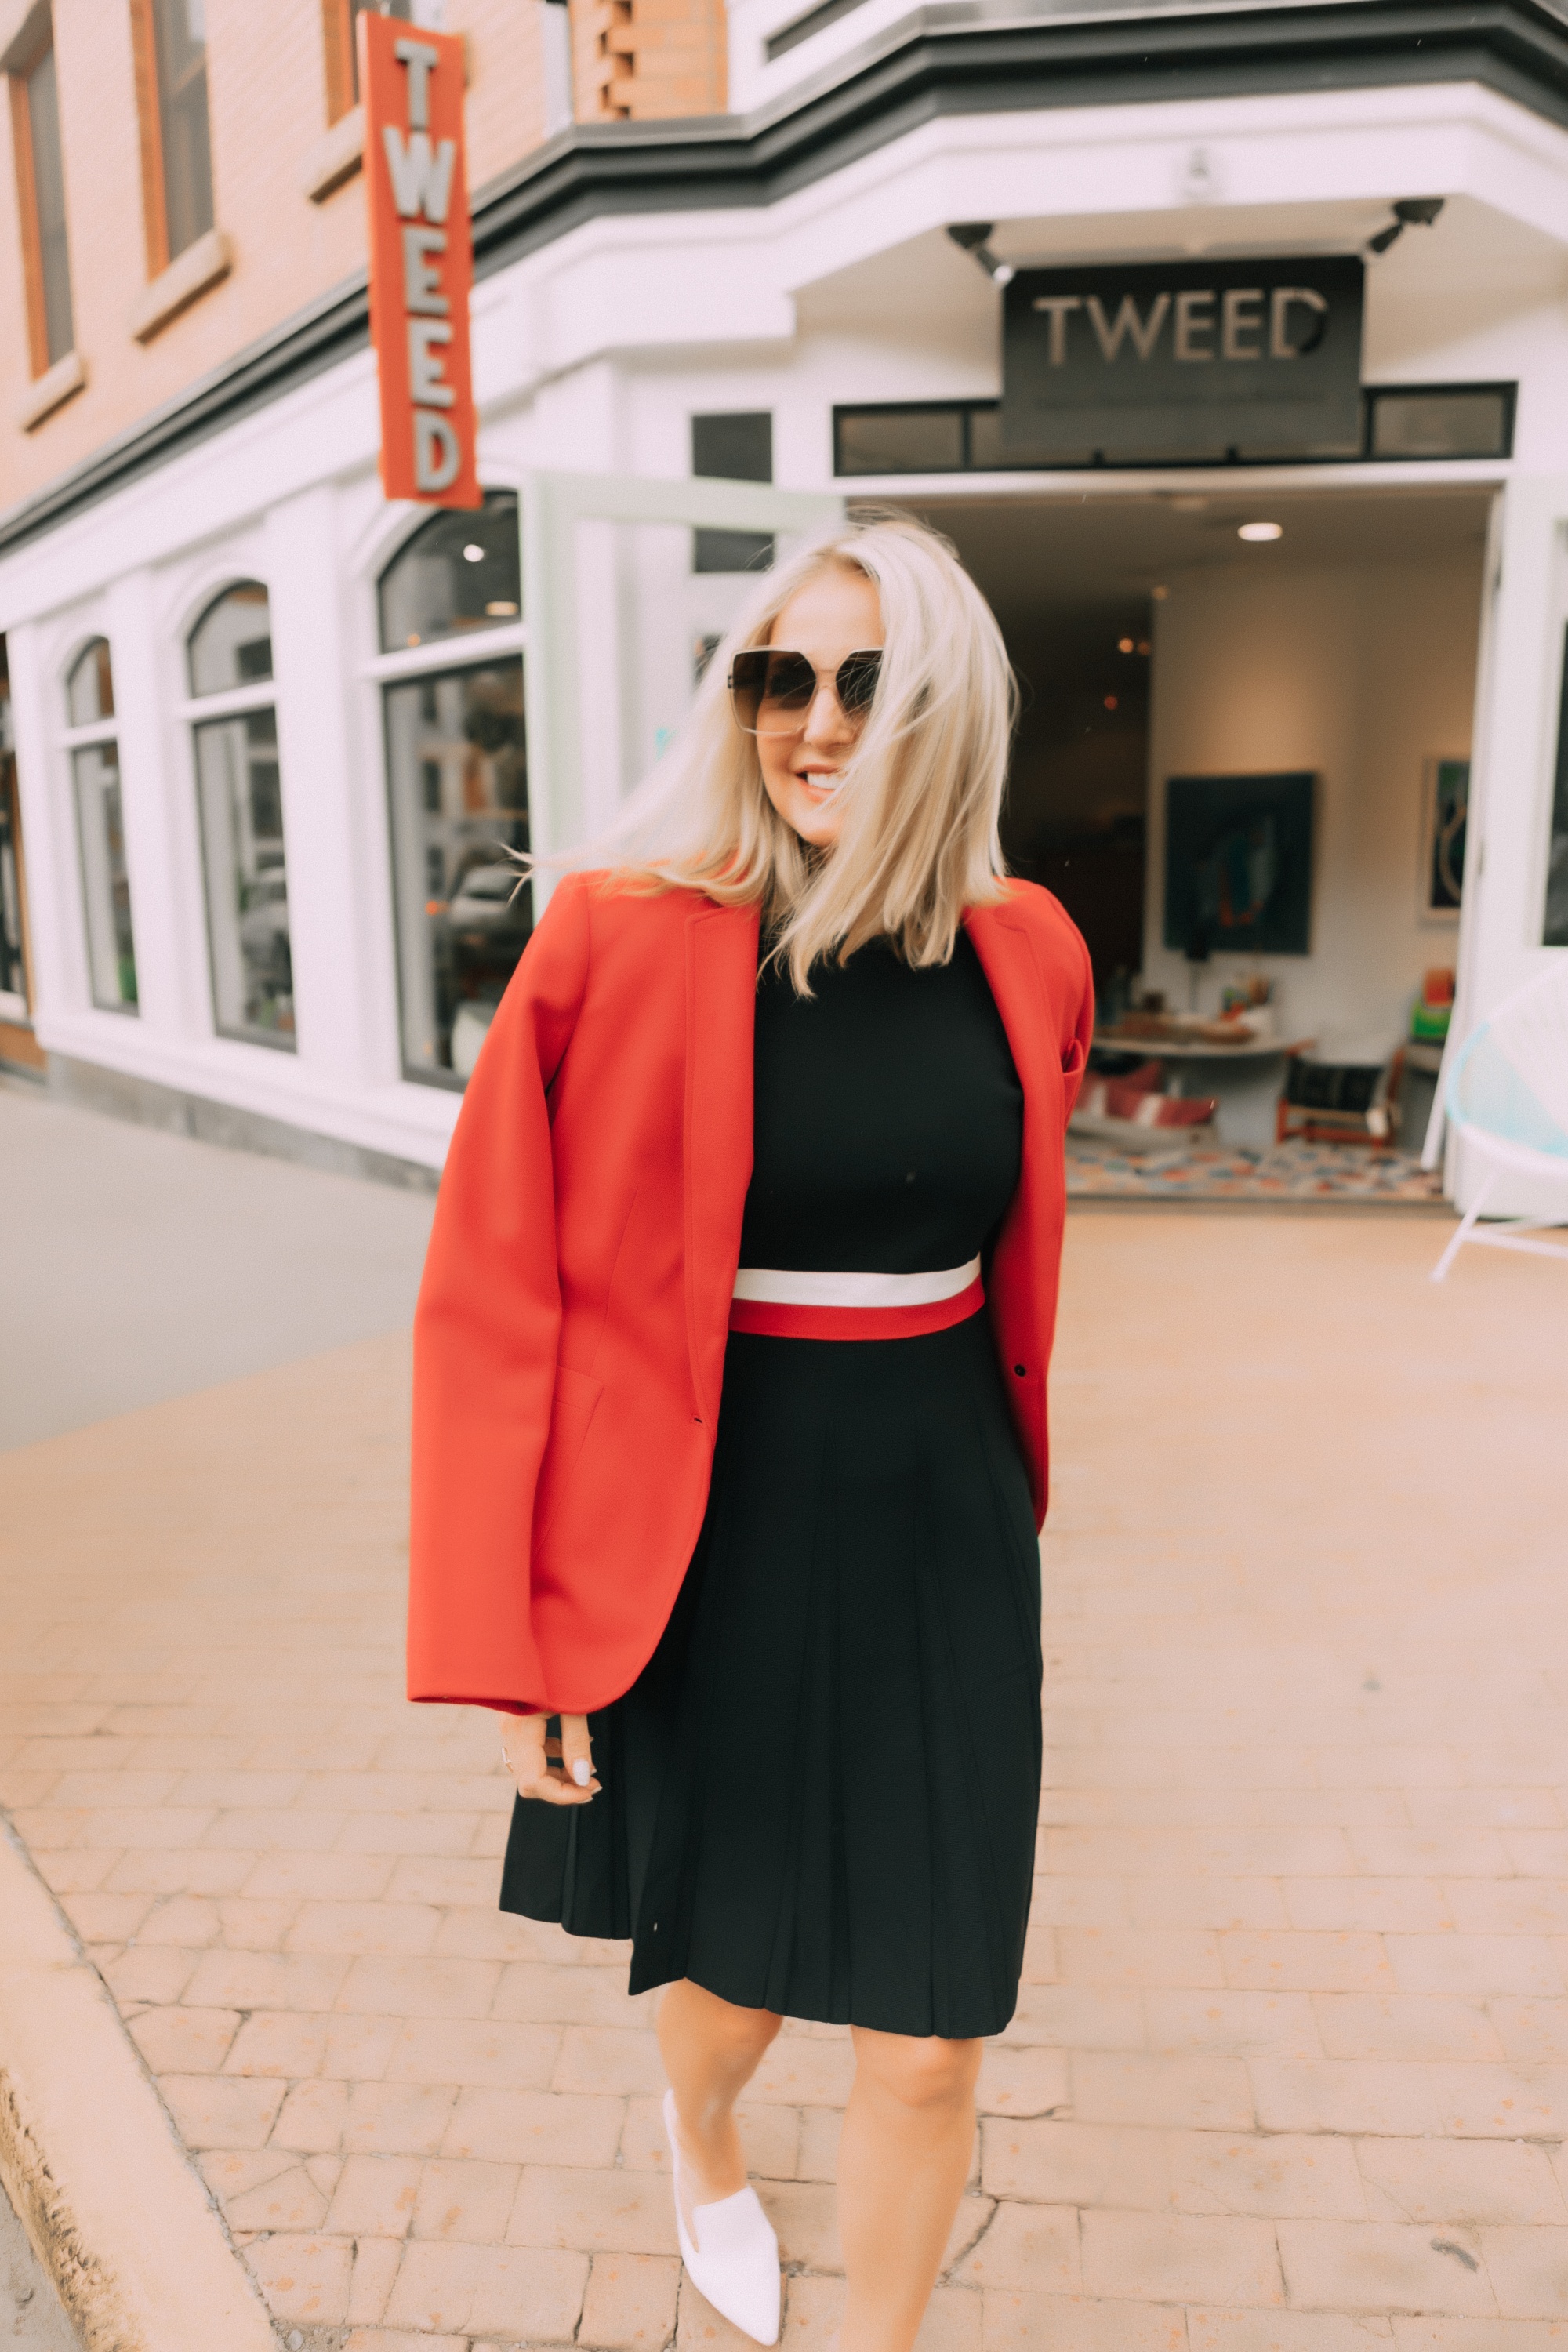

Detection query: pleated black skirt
xmin=500 ymin=1306 xmax=1043 ymax=2040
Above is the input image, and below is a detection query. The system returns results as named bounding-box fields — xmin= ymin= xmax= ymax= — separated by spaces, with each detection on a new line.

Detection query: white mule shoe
xmin=662 ymin=2088 xmax=781 ymax=2345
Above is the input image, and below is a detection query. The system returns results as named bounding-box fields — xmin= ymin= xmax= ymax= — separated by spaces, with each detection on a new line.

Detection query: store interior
xmin=917 ymin=485 xmax=1490 ymax=1200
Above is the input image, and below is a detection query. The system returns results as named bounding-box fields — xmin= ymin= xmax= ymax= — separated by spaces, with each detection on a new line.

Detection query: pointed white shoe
xmin=662 ymin=2089 xmax=781 ymax=2345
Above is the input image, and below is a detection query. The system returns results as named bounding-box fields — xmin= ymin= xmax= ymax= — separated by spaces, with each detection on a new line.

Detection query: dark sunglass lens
xmin=837 ymin=651 xmax=882 ymax=717
xmin=761 ymin=652 xmax=816 ymax=710
xmin=728 ymin=650 xmax=767 ymax=728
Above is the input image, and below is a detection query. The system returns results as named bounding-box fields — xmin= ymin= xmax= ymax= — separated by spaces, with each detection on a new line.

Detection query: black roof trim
xmin=2 ymin=0 xmax=1565 ymax=563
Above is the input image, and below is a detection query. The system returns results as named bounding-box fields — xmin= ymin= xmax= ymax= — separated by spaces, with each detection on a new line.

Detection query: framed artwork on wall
xmin=1163 ymin=771 xmax=1316 ymax=959
xmin=1420 ymin=756 xmax=1468 ymax=924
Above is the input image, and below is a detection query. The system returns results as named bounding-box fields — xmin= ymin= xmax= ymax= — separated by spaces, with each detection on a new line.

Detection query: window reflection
xmin=384 ymin=660 xmax=529 ymax=1083
xmin=194 ymin=710 xmax=293 ymax=1045
xmin=187 ymin=585 xmax=294 ymax=1051
xmin=67 ymin=636 xmax=114 ymax=727
xmin=378 ymin=491 xmax=521 ymax=652
xmin=189 ymin=579 xmax=273 ymax=695
xmin=73 ymin=743 xmax=137 ymax=1012
xmin=65 ymin=638 xmax=136 ymax=1014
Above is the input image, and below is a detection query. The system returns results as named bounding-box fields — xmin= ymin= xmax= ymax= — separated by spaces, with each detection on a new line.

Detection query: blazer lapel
xmin=684 ymin=898 xmax=761 ymax=1427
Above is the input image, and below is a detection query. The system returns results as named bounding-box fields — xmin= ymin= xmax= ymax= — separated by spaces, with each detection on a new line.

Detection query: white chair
xmin=1432 ymin=962 xmax=1568 ymax=1282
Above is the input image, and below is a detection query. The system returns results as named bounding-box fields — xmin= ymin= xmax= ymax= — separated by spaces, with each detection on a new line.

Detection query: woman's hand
xmin=500 ymin=1711 xmax=600 ymax=1805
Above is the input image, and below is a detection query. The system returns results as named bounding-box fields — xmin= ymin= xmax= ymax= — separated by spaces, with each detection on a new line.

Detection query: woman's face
xmin=754 ymin=566 xmax=885 ymax=851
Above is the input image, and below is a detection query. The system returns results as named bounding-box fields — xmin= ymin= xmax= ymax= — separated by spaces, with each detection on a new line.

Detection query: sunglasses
xmin=728 ymin=648 xmax=883 ymax=737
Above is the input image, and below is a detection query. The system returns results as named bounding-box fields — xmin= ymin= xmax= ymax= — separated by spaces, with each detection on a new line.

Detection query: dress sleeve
xmin=406 ymin=873 xmax=593 ymax=1715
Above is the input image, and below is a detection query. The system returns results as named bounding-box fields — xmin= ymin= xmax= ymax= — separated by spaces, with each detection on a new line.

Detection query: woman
xmin=408 ymin=514 xmax=1092 ymax=2352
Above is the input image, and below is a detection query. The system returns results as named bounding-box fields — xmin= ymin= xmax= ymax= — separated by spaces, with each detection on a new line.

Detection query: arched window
xmin=185 ymin=583 xmax=293 ymax=1050
xmin=377 ymin=493 xmax=528 ymax=1087
xmin=63 ymin=637 xmax=137 ymax=1013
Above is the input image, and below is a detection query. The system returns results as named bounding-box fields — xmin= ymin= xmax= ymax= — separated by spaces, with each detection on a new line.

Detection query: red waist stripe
xmin=727 ymin=1276 xmax=985 ymax=1341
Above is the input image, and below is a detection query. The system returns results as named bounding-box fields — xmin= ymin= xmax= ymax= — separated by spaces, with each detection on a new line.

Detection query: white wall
xmin=1143 ymin=551 xmax=1485 ymax=1069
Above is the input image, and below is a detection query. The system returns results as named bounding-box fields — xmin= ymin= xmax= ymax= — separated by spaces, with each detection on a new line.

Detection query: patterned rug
xmin=1066 ymin=1134 xmax=1448 ymax=1205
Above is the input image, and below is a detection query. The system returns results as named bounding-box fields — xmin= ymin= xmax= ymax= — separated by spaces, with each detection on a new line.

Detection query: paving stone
xmin=1313 ymin=1995 xmax=1507 ymax=2063
xmin=382 ymin=2238 xmax=589 ymax=2335
xmin=1356 ymin=2135 xmax=1566 ymax=2226
xmin=271 ymin=2076 xmax=351 ymax=2152
xmin=504 ymin=2161 xmax=679 ymax=2256
xmin=977 ymin=2045 xmax=1071 ymax=2117
xmin=1071 ymin=2052 xmax=1254 ymax=2129
xmin=980 ymin=2118 xmax=1171 ymax=2209
xmin=1477 ymin=2225 xmax=1568 ymax=2318
xmin=1276 ymin=2220 xmax=1496 ymax=2318
xmin=1082 ymin=2210 xmax=1284 ymax=2305
xmin=982 ymin=2292 xmax=1192 ymax=2349
xmin=411 ymin=2157 xmax=522 ymax=2241
xmin=579 ymin=2252 xmax=682 ymax=2348
xmin=1168 ymin=2128 xmax=1367 ymax=2220
xmin=948 ymin=2200 xmax=1082 ymax=2294
xmin=323 ymin=2153 xmax=423 ymax=2237
xmin=161 ymin=2071 xmax=286 ymax=2149
xmin=241 ymin=2231 xmax=354 ymax=2323
xmin=127 ymin=2003 xmax=240 ymax=2072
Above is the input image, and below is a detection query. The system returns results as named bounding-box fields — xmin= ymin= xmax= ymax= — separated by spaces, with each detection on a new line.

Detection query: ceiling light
xmin=1117 ymin=637 xmax=1134 ymax=653
xmin=463 ymin=543 xmax=486 ymax=563
xmin=486 ymin=601 xmax=519 ymax=617
xmin=1238 ymin=521 xmax=1283 ymax=543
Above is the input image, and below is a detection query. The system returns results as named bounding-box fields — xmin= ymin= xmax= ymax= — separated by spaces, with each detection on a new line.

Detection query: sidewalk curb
xmin=0 ymin=1819 xmax=281 ymax=2352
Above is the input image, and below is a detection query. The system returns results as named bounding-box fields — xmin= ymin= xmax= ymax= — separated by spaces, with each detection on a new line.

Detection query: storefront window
xmin=0 ymin=653 xmax=28 ymax=1011
xmin=187 ymin=583 xmax=294 ymax=1050
xmin=64 ymin=637 xmax=137 ymax=1013
xmin=378 ymin=495 xmax=528 ymax=1086
xmin=1544 ymin=622 xmax=1568 ymax=949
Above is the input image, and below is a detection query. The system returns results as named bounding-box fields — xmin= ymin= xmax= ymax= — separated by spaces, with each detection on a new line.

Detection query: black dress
xmin=500 ymin=934 xmax=1043 ymax=2039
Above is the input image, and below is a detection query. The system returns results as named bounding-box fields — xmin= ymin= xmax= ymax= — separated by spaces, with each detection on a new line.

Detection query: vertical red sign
xmin=361 ymin=13 xmax=480 ymax=509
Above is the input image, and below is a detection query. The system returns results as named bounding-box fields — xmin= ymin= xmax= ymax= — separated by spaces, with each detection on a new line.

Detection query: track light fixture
xmin=1367 ymin=197 xmax=1446 ymax=256
xmin=947 ymin=223 xmax=1015 ymax=288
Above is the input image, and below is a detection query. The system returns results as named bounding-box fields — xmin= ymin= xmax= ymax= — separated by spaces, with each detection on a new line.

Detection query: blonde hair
xmin=545 ymin=509 xmax=1015 ymax=993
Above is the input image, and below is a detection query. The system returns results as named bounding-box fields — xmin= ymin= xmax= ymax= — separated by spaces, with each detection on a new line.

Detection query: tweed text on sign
xmin=361 ymin=13 xmax=480 ymax=509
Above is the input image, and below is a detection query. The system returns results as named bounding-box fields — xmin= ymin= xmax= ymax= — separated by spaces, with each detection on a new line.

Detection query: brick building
xmin=0 ymin=0 xmax=1564 ymax=1201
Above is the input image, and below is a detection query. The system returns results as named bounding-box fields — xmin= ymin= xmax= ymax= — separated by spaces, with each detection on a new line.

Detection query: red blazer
xmin=407 ymin=873 xmax=1093 ymax=1718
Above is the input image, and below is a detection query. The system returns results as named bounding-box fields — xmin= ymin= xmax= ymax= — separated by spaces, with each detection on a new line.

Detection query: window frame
xmin=127 ymin=0 xmax=214 ymax=279
xmin=6 ymin=16 xmax=73 ymax=379
xmin=369 ymin=501 xmax=529 ymax=1091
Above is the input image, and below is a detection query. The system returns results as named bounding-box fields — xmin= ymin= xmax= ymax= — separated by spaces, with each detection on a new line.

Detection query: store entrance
xmin=918 ymin=485 xmax=1493 ymax=1199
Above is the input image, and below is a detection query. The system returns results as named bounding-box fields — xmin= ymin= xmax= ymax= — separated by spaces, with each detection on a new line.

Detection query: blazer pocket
xmin=532 ymin=1363 xmax=604 ymax=1547
xmin=1061 ymin=1033 xmax=1087 ymax=1121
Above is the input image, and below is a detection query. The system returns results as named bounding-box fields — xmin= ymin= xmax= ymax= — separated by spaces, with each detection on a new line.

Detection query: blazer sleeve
xmin=406 ymin=873 xmax=592 ymax=1714
xmin=1062 ymin=924 xmax=1094 ymax=1122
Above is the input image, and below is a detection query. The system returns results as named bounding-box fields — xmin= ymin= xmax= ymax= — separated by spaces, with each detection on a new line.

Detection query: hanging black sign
xmin=1001 ymin=256 xmax=1364 ymax=463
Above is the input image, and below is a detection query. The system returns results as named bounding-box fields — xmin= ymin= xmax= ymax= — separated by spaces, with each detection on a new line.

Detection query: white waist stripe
xmin=731 ymin=1257 xmax=982 ymax=1308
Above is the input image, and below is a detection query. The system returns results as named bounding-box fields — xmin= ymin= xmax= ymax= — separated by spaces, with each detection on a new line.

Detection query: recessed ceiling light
xmin=463 ymin=543 xmax=486 ymax=562
xmin=1238 ymin=521 xmax=1283 ymax=543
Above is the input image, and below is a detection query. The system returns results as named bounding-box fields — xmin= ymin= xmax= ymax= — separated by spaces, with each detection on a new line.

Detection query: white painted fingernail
xmin=572 ymin=1759 xmax=591 ymax=1787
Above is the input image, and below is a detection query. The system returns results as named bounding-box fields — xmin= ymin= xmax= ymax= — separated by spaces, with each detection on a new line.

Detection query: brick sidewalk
xmin=2 ymin=1210 xmax=1566 ymax=2350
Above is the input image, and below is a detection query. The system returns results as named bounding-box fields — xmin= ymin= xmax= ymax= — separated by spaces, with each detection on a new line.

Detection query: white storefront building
xmin=2 ymin=0 xmax=1566 ymax=1196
